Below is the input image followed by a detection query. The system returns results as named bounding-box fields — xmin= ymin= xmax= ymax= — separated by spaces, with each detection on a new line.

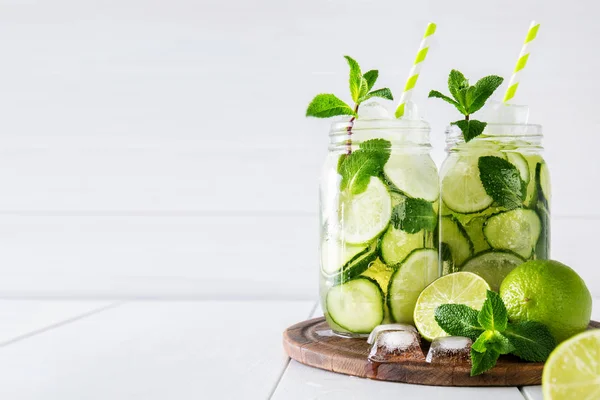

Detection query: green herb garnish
xmin=428 ymin=70 xmax=503 ymax=142
xmin=306 ymin=56 xmax=393 ymax=153
xmin=478 ymin=156 xmax=527 ymax=209
xmin=391 ymin=197 xmax=437 ymax=233
xmin=337 ymin=138 xmax=391 ymax=195
xmin=435 ymin=290 xmax=556 ymax=376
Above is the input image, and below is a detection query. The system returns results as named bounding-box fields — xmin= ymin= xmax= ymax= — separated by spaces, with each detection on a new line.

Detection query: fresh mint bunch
xmin=428 ymin=70 xmax=504 ymax=142
xmin=391 ymin=197 xmax=437 ymax=233
xmin=478 ymin=156 xmax=527 ymax=209
xmin=435 ymin=290 xmax=556 ymax=376
xmin=306 ymin=56 xmax=393 ymax=119
xmin=337 ymin=138 xmax=391 ymax=195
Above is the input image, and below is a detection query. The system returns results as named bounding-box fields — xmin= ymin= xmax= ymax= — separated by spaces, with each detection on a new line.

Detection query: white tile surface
xmin=520 ymin=297 xmax=600 ymax=400
xmin=0 ymin=300 xmax=113 ymax=344
xmin=0 ymin=300 xmax=314 ymax=400
xmin=272 ymin=362 xmax=526 ymax=400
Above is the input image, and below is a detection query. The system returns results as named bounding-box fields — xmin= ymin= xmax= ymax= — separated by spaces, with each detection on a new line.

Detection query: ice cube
xmin=356 ymin=101 xmax=391 ymax=120
xmin=478 ymin=100 xmax=530 ymax=124
xmin=368 ymin=330 xmax=425 ymax=362
xmin=367 ymin=324 xmax=418 ymax=344
xmin=425 ymin=336 xmax=473 ymax=364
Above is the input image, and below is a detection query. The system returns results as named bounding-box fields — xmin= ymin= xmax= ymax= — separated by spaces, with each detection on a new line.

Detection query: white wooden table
xmin=0 ymin=298 xmax=595 ymax=399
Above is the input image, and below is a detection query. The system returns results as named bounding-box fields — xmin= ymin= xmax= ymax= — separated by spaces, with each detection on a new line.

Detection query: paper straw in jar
xmin=503 ymin=21 xmax=540 ymax=103
xmin=395 ymin=22 xmax=436 ymax=118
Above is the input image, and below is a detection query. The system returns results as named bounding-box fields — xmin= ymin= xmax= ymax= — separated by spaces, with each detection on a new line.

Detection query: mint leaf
xmin=467 ymin=75 xmax=504 ymax=114
xmin=504 ymin=321 xmax=556 ymax=362
xmin=363 ymin=88 xmax=393 ymax=101
xmin=471 ymin=348 xmax=500 ymax=376
xmin=477 ymin=290 xmax=508 ymax=331
xmin=434 ymin=304 xmax=484 ymax=341
xmin=306 ymin=94 xmax=356 ymax=118
xmin=452 ymin=119 xmax=487 ymax=142
xmin=338 ymin=139 xmax=391 ymax=195
xmin=363 ymin=70 xmax=378 ymax=91
xmin=344 ymin=55 xmax=363 ymax=103
xmin=472 ymin=330 xmax=514 ymax=354
xmin=478 ymin=156 xmax=526 ymax=209
xmin=448 ymin=69 xmax=469 ymax=104
xmin=428 ymin=90 xmax=465 ymax=114
xmin=391 ymin=197 xmax=436 ymax=234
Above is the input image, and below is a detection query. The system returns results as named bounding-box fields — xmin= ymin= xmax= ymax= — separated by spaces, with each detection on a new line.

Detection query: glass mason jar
xmin=319 ymin=118 xmax=440 ymax=337
xmin=439 ymin=123 xmax=550 ymax=291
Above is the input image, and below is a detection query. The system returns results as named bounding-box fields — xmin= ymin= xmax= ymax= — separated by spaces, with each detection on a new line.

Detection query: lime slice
xmin=361 ymin=258 xmax=395 ymax=295
xmin=384 ymin=154 xmax=439 ymax=202
xmin=461 ymin=251 xmax=525 ymax=291
xmin=413 ymin=272 xmax=490 ymax=341
xmin=387 ymin=249 xmax=439 ymax=324
xmin=542 ymin=329 xmax=600 ymax=400
xmin=339 ymin=177 xmax=392 ymax=244
xmin=441 ymin=152 xmax=503 ymax=214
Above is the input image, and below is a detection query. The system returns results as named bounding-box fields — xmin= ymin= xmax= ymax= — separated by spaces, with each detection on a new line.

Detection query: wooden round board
xmin=283 ymin=317 xmax=600 ymax=387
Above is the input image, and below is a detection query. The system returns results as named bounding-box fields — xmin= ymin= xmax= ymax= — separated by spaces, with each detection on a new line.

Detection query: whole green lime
xmin=499 ymin=260 xmax=592 ymax=343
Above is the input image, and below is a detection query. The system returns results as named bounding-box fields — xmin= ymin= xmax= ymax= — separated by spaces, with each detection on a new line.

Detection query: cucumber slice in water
xmin=361 ymin=258 xmax=395 ymax=295
xmin=483 ymin=209 xmax=542 ymax=259
xmin=340 ymin=177 xmax=392 ymax=244
xmin=326 ymin=277 xmax=384 ymax=334
xmin=539 ymin=162 xmax=551 ymax=202
xmin=506 ymin=152 xmax=530 ymax=183
xmin=384 ymin=154 xmax=439 ymax=202
xmin=440 ymin=216 xmax=473 ymax=269
xmin=380 ymin=226 xmax=425 ymax=266
xmin=461 ymin=250 xmax=525 ymax=291
xmin=441 ymin=154 xmax=494 ymax=214
xmin=387 ymin=249 xmax=439 ymax=324
xmin=321 ymin=240 xmax=378 ymax=284
xmin=462 ymin=216 xmax=491 ymax=254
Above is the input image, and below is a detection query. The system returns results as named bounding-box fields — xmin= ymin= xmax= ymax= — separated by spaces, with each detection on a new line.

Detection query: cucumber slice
xmin=326 ymin=277 xmax=384 ymax=334
xmin=523 ymin=154 xmax=543 ymax=208
xmin=321 ymin=240 xmax=378 ymax=284
xmin=461 ymin=250 xmax=525 ymax=291
xmin=387 ymin=249 xmax=439 ymax=324
xmin=483 ymin=209 xmax=542 ymax=259
xmin=506 ymin=152 xmax=530 ymax=183
xmin=440 ymin=216 xmax=473 ymax=269
xmin=380 ymin=226 xmax=424 ymax=266
xmin=462 ymin=216 xmax=491 ymax=254
xmin=539 ymin=162 xmax=551 ymax=203
xmin=441 ymin=154 xmax=494 ymax=214
xmin=384 ymin=154 xmax=439 ymax=202
xmin=340 ymin=177 xmax=392 ymax=244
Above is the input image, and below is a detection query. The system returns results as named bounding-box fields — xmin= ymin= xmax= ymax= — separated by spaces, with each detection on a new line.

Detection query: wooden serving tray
xmin=283 ymin=317 xmax=600 ymax=387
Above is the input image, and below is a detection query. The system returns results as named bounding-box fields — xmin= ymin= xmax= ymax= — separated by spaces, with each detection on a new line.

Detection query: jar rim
xmin=329 ymin=117 xmax=430 ymax=135
xmin=446 ymin=122 xmax=543 ymax=137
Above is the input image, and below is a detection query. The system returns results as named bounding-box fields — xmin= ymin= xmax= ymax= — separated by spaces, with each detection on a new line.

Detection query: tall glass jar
xmin=439 ymin=123 xmax=550 ymax=291
xmin=319 ymin=118 xmax=439 ymax=337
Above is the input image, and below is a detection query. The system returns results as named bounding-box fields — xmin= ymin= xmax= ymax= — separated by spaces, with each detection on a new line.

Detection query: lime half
xmin=339 ymin=177 xmax=392 ymax=244
xmin=413 ymin=272 xmax=490 ymax=341
xmin=542 ymin=329 xmax=600 ymax=400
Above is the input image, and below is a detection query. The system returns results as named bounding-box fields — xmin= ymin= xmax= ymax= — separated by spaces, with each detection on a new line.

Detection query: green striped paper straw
xmin=395 ymin=22 xmax=436 ymax=118
xmin=503 ymin=21 xmax=540 ymax=103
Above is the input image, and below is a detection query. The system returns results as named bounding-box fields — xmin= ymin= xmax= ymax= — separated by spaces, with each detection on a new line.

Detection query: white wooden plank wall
xmin=0 ymin=0 xmax=598 ymax=298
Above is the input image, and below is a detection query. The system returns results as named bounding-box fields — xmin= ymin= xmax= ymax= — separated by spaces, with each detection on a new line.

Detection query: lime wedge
xmin=340 ymin=177 xmax=392 ymax=244
xmin=387 ymin=249 xmax=439 ymax=324
xmin=413 ymin=272 xmax=490 ymax=341
xmin=543 ymin=329 xmax=600 ymax=400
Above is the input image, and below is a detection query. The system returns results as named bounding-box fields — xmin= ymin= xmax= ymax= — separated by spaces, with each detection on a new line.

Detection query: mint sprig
xmin=306 ymin=56 xmax=394 ymax=119
xmin=435 ymin=290 xmax=556 ymax=376
xmin=428 ymin=70 xmax=503 ymax=142
xmin=337 ymin=138 xmax=391 ymax=195
xmin=390 ymin=197 xmax=437 ymax=234
xmin=478 ymin=156 xmax=527 ymax=209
